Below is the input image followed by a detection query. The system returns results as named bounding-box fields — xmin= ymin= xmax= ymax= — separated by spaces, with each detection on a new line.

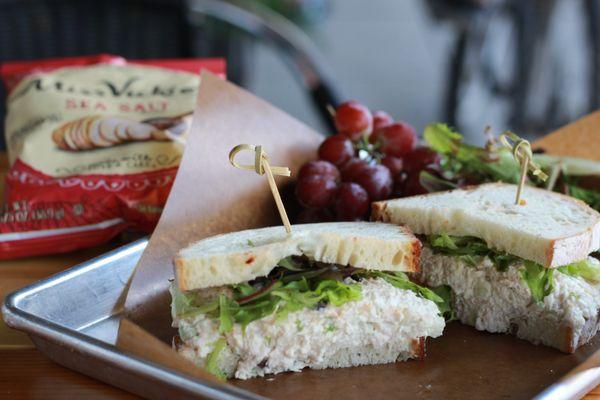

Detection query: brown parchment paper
xmin=121 ymin=72 xmax=600 ymax=399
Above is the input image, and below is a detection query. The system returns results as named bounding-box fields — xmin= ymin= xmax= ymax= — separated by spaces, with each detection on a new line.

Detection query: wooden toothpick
xmin=229 ymin=144 xmax=292 ymax=234
xmin=499 ymin=131 xmax=548 ymax=205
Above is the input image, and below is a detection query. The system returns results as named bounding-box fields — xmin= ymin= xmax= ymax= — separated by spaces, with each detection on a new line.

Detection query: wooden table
xmin=0 ymin=151 xmax=598 ymax=399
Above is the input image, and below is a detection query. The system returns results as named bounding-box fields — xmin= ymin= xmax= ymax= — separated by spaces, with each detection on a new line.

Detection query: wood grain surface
xmin=0 ymin=147 xmax=598 ymax=399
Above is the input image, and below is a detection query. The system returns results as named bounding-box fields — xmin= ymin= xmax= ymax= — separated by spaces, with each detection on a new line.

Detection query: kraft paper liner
xmin=118 ymin=70 xmax=600 ymax=399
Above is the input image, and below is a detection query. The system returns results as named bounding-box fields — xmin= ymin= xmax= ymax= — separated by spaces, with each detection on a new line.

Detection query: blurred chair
xmin=0 ymin=0 xmax=340 ymax=149
xmin=427 ymin=0 xmax=600 ymax=141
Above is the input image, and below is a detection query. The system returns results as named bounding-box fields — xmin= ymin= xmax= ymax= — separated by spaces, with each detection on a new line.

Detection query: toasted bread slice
xmin=174 ymin=222 xmax=420 ymax=291
xmin=372 ymin=183 xmax=600 ymax=268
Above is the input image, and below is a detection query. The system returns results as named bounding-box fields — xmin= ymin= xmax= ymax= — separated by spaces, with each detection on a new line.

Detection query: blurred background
xmin=1 ymin=0 xmax=600 ymax=146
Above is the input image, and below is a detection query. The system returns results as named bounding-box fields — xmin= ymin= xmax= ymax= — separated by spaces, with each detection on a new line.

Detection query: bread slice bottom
xmin=175 ymin=278 xmax=444 ymax=379
xmin=419 ymin=248 xmax=600 ymax=353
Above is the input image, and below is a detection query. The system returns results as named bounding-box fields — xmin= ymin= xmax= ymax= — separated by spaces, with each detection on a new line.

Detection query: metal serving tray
xmin=2 ymin=239 xmax=263 ymax=400
xmin=3 ymin=238 xmax=600 ymax=400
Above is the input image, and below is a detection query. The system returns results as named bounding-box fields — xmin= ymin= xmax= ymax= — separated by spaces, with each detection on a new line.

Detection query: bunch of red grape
xmin=295 ymin=100 xmax=440 ymax=223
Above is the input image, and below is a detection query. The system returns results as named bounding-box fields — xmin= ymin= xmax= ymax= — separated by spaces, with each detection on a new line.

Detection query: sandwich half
xmin=171 ymin=222 xmax=446 ymax=379
xmin=373 ymin=183 xmax=600 ymax=353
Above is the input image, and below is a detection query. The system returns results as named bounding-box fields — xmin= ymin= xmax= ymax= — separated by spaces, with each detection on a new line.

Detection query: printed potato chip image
xmin=51 ymin=113 xmax=192 ymax=151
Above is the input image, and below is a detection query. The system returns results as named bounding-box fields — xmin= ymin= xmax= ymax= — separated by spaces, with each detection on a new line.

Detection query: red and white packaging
xmin=0 ymin=54 xmax=225 ymax=259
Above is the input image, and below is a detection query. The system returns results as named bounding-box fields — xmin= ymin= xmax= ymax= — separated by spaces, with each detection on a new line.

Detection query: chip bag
xmin=0 ymin=54 xmax=225 ymax=259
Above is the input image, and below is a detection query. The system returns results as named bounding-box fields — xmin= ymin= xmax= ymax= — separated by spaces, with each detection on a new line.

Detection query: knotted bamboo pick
xmin=229 ymin=144 xmax=292 ymax=234
xmin=499 ymin=131 xmax=548 ymax=205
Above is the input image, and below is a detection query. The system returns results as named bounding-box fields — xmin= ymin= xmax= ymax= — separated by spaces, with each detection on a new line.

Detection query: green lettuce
xmin=521 ymin=261 xmax=555 ymax=303
xmin=568 ymin=185 xmax=600 ymax=212
xmin=426 ymin=233 xmax=520 ymax=271
xmin=423 ymin=124 xmax=600 ymax=212
xmin=558 ymin=259 xmax=600 ymax=283
xmin=431 ymin=285 xmax=456 ymax=321
xmin=425 ymin=233 xmax=600 ymax=303
xmin=205 ymin=339 xmax=227 ymax=380
xmin=171 ymin=277 xmax=362 ymax=332
xmin=423 ymin=123 xmax=520 ymax=184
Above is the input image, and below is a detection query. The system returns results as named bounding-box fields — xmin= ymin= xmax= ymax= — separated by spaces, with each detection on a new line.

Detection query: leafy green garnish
xmin=426 ymin=233 xmax=555 ymax=302
xmin=423 ymin=123 xmax=520 ymax=184
xmin=567 ymin=185 xmax=600 ymax=212
xmin=205 ymin=339 xmax=227 ymax=380
xmin=558 ymin=259 xmax=600 ymax=283
xmin=521 ymin=261 xmax=555 ymax=303
xmin=277 ymin=256 xmax=306 ymax=271
xmin=169 ymin=283 xmax=197 ymax=318
xmin=218 ymin=294 xmax=235 ymax=333
xmin=426 ymin=233 xmax=521 ymax=272
xmin=422 ymin=124 xmax=600 ymax=211
xmin=431 ymin=285 xmax=456 ymax=321
xmin=419 ymin=170 xmax=459 ymax=193
xmin=232 ymin=283 xmax=254 ymax=297
xmin=172 ymin=277 xmax=362 ymax=332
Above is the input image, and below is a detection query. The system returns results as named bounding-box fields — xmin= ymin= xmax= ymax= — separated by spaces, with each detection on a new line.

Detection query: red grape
xmin=372 ymin=111 xmax=393 ymax=131
xmin=340 ymin=158 xmax=369 ymax=182
xmin=298 ymin=160 xmax=340 ymax=182
xmin=295 ymin=175 xmax=338 ymax=208
xmin=297 ymin=208 xmax=334 ymax=223
xmin=318 ymin=134 xmax=355 ymax=166
xmin=350 ymin=164 xmax=393 ymax=201
xmin=403 ymin=146 xmax=441 ymax=172
xmin=370 ymin=122 xmax=417 ymax=157
xmin=334 ymin=101 xmax=373 ymax=140
xmin=335 ymin=183 xmax=370 ymax=221
xmin=403 ymin=171 xmax=428 ymax=196
xmin=381 ymin=155 xmax=404 ymax=177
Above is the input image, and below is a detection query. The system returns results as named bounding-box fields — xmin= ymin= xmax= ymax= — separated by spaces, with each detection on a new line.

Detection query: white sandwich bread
xmin=171 ymin=222 xmax=447 ymax=379
xmin=372 ymin=183 xmax=600 ymax=353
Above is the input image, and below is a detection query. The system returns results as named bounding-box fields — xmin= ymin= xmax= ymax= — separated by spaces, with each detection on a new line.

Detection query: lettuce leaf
xmin=558 ymin=259 xmax=600 ymax=283
xmin=171 ymin=276 xmax=363 ymax=332
xmin=426 ymin=233 xmax=555 ymax=302
xmin=423 ymin=123 xmax=520 ymax=184
xmin=521 ymin=261 xmax=555 ymax=303
xmin=431 ymin=285 xmax=456 ymax=321
xmin=205 ymin=339 xmax=227 ymax=380
xmin=567 ymin=185 xmax=600 ymax=212
xmin=218 ymin=294 xmax=235 ymax=333
xmin=426 ymin=233 xmax=520 ymax=272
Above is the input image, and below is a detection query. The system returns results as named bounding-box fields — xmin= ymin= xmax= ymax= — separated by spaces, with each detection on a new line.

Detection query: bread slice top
xmin=372 ymin=183 xmax=600 ymax=268
xmin=174 ymin=222 xmax=420 ymax=291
